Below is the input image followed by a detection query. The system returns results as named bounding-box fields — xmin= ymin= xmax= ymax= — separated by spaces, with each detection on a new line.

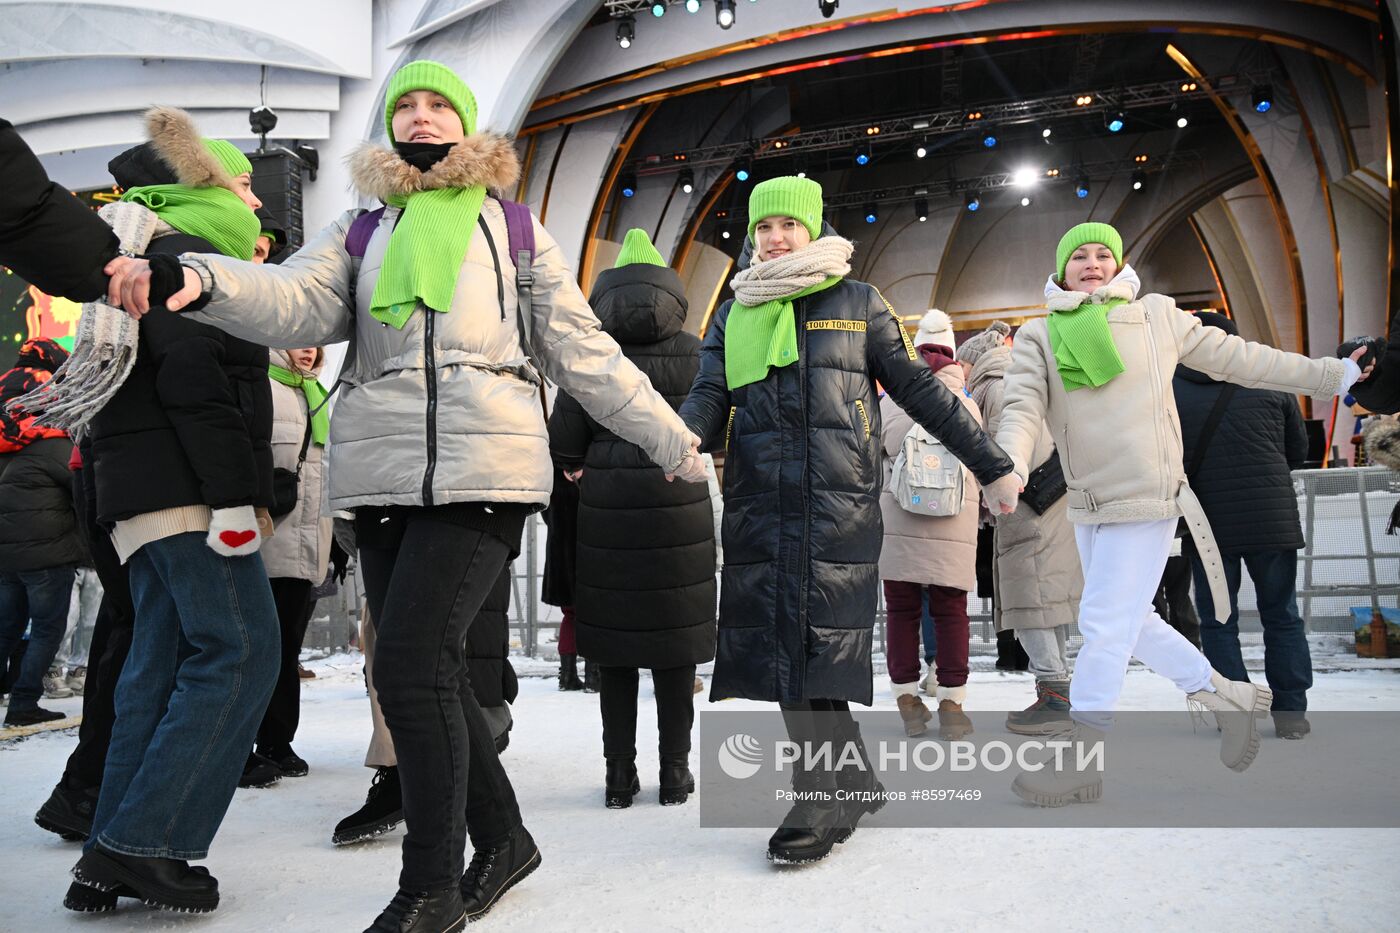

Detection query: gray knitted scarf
xmin=8 ymin=202 xmax=152 ymax=437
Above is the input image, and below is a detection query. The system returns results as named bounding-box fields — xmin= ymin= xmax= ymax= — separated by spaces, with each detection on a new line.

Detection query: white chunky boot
xmin=1010 ymin=722 xmax=1107 ymax=807
xmin=1186 ymin=672 xmax=1272 ymax=772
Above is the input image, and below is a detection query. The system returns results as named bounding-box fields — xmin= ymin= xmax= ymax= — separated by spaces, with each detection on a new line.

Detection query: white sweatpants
xmin=1070 ymin=518 xmax=1213 ymax=728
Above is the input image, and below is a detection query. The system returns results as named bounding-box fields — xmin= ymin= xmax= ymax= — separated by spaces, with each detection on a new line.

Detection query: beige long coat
xmin=877 ymin=362 xmax=981 ymax=592
xmin=968 ymin=345 xmax=1082 ymax=631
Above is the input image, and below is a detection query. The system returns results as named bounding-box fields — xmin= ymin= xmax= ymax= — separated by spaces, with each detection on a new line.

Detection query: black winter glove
xmin=1338 ymin=335 xmax=1386 ymax=371
xmin=144 ymin=253 xmax=187 ymax=311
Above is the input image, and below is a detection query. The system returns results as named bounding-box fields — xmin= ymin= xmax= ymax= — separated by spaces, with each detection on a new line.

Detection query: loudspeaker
xmin=248 ymin=152 xmax=305 ymax=254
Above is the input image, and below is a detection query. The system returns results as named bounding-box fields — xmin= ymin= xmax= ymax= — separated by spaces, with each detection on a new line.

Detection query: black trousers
xmin=255 ymin=577 xmax=315 ymax=750
xmin=1153 ymin=553 xmax=1202 ymax=649
xmin=598 ymin=665 xmax=696 ymax=762
xmin=358 ymin=509 xmax=522 ymax=891
xmin=60 ymin=466 xmax=135 ymax=793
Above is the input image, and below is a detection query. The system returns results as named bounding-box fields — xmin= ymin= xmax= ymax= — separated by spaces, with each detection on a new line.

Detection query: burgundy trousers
xmin=882 ymin=580 xmax=970 ymax=688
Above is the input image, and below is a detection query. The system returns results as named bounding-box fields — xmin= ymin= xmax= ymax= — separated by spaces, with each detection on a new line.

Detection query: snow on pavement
xmin=2 ymin=644 xmax=1397 ymax=932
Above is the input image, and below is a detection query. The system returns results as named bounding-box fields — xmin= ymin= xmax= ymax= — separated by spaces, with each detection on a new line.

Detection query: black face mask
xmin=393 ymin=141 xmax=455 ymax=172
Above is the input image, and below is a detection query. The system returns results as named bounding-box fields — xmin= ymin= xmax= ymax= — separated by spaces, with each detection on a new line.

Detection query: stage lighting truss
xmin=625 ymin=72 xmax=1268 ymax=182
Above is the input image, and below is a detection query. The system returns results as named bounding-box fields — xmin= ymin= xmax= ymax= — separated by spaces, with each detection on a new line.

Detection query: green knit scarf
xmin=724 ymin=276 xmax=841 ymax=390
xmin=369 ymin=186 xmax=487 ymax=329
xmin=120 ymin=184 xmax=260 ymax=261
xmin=1046 ymin=298 xmax=1128 ymax=391
xmin=269 ymin=365 xmax=329 ymax=446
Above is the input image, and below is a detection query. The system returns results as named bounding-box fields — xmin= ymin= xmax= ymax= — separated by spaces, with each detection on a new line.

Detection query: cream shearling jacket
xmin=996 ymin=278 xmax=1347 ymax=526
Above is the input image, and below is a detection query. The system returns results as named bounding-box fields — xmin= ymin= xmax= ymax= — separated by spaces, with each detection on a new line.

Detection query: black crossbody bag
xmin=269 ymin=390 xmax=336 ymax=518
xmin=1020 ymin=449 xmax=1067 ymax=515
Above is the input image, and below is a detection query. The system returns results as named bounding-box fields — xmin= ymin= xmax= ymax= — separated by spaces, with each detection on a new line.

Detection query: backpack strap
xmin=345 ymin=206 xmax=385 ymax=259
xmin=497 ymin=199 xmax=538 ymax=366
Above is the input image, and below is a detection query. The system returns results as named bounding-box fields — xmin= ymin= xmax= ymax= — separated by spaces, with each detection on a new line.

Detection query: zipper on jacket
xmin=724 ymin=406 xmax=737 ymax=451
xmin=796 ymin=297 xmax=811 ymax=697
xmin=854 ymin=398 xmax=870 ymax=440
xmin=421 ymin=309 xmax=439 ymax=506
xmin=1141 ymin=303 xmax=1169 ymax=502
xmin=478 ymin=215 xmax=507 ymax=322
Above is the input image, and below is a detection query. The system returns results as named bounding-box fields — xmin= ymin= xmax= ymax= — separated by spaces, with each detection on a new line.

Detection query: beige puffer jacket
xmin=182 ymin=134 xmax=692 ymax=511
xmin=997 ymin=284 xmax=1347 ymax=526
xmin=877 ymin=362 xmax=981 ymax=591
xmin=968 ymin=345 xmax=1082 ymax=631
xmin=260 ymin=350 xmax=332 ymax=584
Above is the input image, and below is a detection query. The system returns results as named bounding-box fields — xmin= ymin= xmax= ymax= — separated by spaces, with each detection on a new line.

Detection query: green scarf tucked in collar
xmin=724 ymin=277 xmax=842 ymax=390
xmin=1046 ymin=298 xmax=1128 ymax=391
xmin=119 ymin=184 xmax=260 ymax=261
xmin=269 ymin=365 xmax=329 ymax=446
xmin=369 ymin=186 xmax=487 ymax=329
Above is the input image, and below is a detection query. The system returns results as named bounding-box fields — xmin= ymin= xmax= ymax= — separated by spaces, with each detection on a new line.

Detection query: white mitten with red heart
xmin=207 ymin=505 xmax=262 ymax=557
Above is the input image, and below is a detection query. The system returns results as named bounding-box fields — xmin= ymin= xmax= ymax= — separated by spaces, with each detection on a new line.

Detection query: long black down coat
xmin=0 ymin=437 xmax=84 ymax=572
xmin=679 ymin=271 xmax=1014 ymax=704
xmin=549 ymin=263 xmax=717 ymax=669
xmin=1175 ymin=365 xmax=1307 ymax=553
xmin=87 ymin=232 xmax=273 ymax=525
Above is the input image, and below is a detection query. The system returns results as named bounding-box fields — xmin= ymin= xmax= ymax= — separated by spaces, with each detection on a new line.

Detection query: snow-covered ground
xmin=3 ymin=636 xmax=1398 ymax=932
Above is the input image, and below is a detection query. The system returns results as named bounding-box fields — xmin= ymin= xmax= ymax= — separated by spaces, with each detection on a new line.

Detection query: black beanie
xmin=107 ymin=142 xmax=179 ymax=189
xmin=1194 ymin=310 xmax=1239 ymax=337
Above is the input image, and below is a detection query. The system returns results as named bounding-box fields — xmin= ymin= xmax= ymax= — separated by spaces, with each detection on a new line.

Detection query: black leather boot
xmin=557 ymin=653 xmax=583 ymax=691
xmin=831 ymin=715 xmax=886 ymax=842
xmin=35 ymin=778 xmax=97 ymax=841
xmin=583 ymin=660 xmax=600 ymax=694
xmin=460 ymin=825 xmax=541 ymax=922
xmin=767 ymin=796 xmax=844 ymax=865
xmin=604 ymin=758 xmax=640 ymax=809
xmin=333 ymin=766 xmax=404 ymax=846
xmin=658 ymin=757 xmax=695 ymax=806
xmin=70 ymin=845 xmax=220 ymax=913
xmin=364 ymin=886 xmax=465 ymax=932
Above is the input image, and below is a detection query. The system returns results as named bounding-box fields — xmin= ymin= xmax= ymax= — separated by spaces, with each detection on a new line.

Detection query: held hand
xmin=564 ymin=468 xmax=584 ymax=483
xmin=103 ymin=256 xmax=202 ymax=318
xmin=1349 ymin=345 xmax=1375 ymax=383
xmin=982 ymin=472 xmax=1023 ymax=515
xmin=665 ymin=444 xmax=707 ymax=484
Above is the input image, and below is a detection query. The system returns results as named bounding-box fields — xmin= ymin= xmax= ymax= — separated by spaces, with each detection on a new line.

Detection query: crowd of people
xmin=0 ymin=57 xmax=1389 ymax=932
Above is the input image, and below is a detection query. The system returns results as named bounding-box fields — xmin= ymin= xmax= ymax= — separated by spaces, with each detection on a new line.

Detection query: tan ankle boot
xmin=935 ymin=685 xmax=973 ymax=740
xmin=1187 ymin=672 xmax=1272 ymax=772
xmin=896 ymin=693 xmax=931 ymax=736
xmin=1011 ymin=722 xmax=1106 ymax=807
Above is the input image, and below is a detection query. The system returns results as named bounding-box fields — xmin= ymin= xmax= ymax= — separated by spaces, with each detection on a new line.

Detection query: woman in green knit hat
xmin=995 ymin=221 xmax=1372 ymax=806
xmin=104 ymin=60 xmax=706 ymax=932
xmin=678 ymin=176 xmax=1019 ymax=865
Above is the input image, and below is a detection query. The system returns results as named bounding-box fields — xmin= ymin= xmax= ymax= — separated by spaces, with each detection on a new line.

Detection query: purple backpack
xmin=344 ymin=199 xmax=540 ymax=366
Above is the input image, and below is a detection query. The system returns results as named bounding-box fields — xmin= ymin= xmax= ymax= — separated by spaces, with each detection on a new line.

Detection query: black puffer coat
xmin=1175 ymin=365 xmax=1307 ymax=553
xmin=0 ymin=437 xmax=83 ymax=572
xmin=464 ymin=563 xmax=519 ymax=713
xmin=0 ymin=118 xmax=119 ymax=302
xmin=680 ymin=272 xmax=1013 ymax=704
xmin=88 ymin=232 xmax=273 ymax=525
xmin=549 ymin=264 xmax=716 ymax=669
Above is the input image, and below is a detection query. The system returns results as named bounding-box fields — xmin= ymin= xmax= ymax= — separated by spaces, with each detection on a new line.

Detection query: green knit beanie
xmin=203 ymin=139 xmax=252 ymax=179
xmin=384 ymin=60 xmax=478 ymax=139
xmin=747 ymin=176 xmax=824 ymax=241
xmin=615 ymin=228 xmax=666 ymax=268
xmin=1056 ymin=222 xmax=1123 ymax=279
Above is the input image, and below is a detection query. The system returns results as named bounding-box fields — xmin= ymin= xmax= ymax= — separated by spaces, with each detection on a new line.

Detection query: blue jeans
xmin=0 ymin=566 xmax=76 ymax=710
xmin=1191 ymin=548 xmax=1312 ymax=712
xmin=88 ymin=533 xmax=278 ymax=859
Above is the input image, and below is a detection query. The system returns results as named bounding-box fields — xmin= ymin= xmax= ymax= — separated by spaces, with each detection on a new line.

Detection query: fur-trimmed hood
xmin=347 ymin=134 xmax=521 ymax=202
xmin=143 ymin=106 xmax=238 ymax=190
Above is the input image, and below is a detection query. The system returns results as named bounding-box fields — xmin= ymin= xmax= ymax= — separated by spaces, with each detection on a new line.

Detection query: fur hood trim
xmin=143 ymin=106 xmax=235 ymax=190
xmin=1043 ymin=263 xmax=1141 ymax=312
xmin=347 ymin=134 xmax=521 ymax=202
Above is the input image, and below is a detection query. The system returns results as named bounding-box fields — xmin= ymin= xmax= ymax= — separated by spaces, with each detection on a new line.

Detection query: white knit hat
xmin=913 ymin=309 xmax=955 ymax=350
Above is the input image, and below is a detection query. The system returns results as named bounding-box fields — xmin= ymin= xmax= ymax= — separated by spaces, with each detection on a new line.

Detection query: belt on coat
xmin=1177 ymin=482 xmax=1230 ymax=619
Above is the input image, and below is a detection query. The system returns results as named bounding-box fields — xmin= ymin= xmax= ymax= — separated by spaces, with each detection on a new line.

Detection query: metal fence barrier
xmin=303 ymin=467 xmax=1399 ymax=659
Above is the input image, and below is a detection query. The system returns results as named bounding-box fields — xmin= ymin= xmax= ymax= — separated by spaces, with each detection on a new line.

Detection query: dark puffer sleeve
xmin=0 ymin=119 xmax=120 ymax=301
xmin=863 ymin=286 xmax=1013 ymax=487
xmin=547 ymin=391 xmax=594 ymax=470
xmin=677 ymin=302 xmax=732 ymax=453
xmin=1349 ymin=308 xmax=1400 ymax=414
